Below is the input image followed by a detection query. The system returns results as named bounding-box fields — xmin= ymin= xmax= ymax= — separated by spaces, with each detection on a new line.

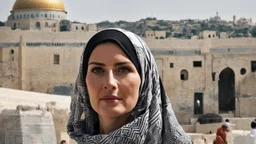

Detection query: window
xmin=240 ymin=68 xmax=246 ymax=75
xmin=10 ymin=49 xmax=14 ymax=54
xmin=193 ymin=61 xmax=202 ymax=67
xmin=194 ymin=93 xmax=203 ymax=115
xmin=10 ymin=49 xmax=14 ymax=61
xmin=76 ymin=26 xmax=78 ymax=30
xmin=180 ymin=69 xmax=188 ymax=80
xmin=54 ymin=54 xmax=60 ymax=64
xmin=170 ymin=63 xmax=174 ymax=68
xmin=45 ymin=22 xmax=48 ymax=27
xmin=45 ymin=14 xmax=47 ymax=18
xmin=251 ymin=61 xmax=256 ymax=72
xmin=13 ymin=23 xmax=17 ymax=29
xmin=208 ymin=34 xmax=211 ymax=38
xmin=212 ymin=72 xmax=216 ymax=81
xmin=36 ymin=22 xmax=40 ymax=28
xmin=82 ymin=26 xmax=84 ymax=30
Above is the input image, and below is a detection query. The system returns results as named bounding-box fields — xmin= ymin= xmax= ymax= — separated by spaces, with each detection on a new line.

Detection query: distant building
xmin=199 ymin=30 xmax=217 ymax=39
xmin=209 ymin=12 xmax=222 ymax=22
xmin=4 ymin=0 xmax=97 ymax=32
xmin=144 ymin=30 xmax=166 ymax=39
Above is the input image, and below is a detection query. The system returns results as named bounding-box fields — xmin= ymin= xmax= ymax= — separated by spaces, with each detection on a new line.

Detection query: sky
xmin=0 ymin=0 xmax=256 ymax=23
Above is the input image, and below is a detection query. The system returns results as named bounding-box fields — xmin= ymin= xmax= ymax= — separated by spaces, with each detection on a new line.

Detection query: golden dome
xmin=12 ymin=0 xmax=66 ymax=12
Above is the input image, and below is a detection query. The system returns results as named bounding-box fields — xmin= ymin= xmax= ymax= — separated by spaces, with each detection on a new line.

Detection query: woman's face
xmin=86 ymin=42 xmax=141 ymax=119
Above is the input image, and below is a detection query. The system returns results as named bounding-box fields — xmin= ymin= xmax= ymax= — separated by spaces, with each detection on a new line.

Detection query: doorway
xmin=218 ymin=67 xmax=235 ymax=113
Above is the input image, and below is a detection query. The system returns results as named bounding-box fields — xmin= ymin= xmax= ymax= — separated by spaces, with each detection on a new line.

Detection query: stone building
xmin=4 ymin=0 xmax=97 ymax=32
xmin=144 ymin=30 xmax=166 ymax=39
xmin=1 ymin=0 xmax=256 ymax=126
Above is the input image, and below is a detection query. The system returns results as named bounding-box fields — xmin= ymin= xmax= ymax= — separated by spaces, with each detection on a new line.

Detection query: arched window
xmin=9 ymin=49 xmax=14 ymax=61
xmin=36 ymin=22 xmax=41 ymax=28
xmin=10 ymin=49 xmax=14 ymax=54
xmin=81 ymin=26 xmax=84 ymax=30
xmin=180 ymin=69 xmax=189 ymax=80
xmin=45 ymin=14 xmax=47 ymax=18
xmin=208 ymin=34 xmax=211 ymax=38
xmin=76 ymin=26 xmax=78 ymax=30
xmin=13 ymin=23 xmax=17 ymax=29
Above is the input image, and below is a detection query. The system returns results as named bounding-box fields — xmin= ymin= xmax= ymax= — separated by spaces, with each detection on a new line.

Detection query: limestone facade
xmin=144 ymin=30 xmax=166 ymax=39
xmin=0 ymin=88 xmax=73 ymax=144
xmin=1 ymin=27 xmax=256 ymax=124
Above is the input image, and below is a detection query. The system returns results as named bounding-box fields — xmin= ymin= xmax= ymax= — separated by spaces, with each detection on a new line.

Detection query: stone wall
xmin=1 ymin=27 xmax=256 ymax=124
xmin=0 ymin=109 xmax=57 ymax=144
xmin=0 ymin=88 xmax=71 ymax=144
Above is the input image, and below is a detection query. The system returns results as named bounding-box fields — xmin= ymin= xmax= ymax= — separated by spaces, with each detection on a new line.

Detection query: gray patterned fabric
xmin=67 ymin=28 xmax=193 ymax=144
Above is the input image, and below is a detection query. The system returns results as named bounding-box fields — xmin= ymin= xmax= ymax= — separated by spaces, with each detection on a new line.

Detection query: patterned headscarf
xmin=67 ymin=28 xmax=193 ymax=144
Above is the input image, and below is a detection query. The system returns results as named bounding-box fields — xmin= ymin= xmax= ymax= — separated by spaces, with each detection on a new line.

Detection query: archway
xmin=36 ymin=22 xmax=41 ymax=29
xmin=218 ymin=67 xmax=235 ymax=113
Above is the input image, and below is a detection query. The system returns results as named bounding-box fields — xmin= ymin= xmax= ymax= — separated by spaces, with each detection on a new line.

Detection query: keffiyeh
xmin=67 ymin=28 xmax=193 ymax=144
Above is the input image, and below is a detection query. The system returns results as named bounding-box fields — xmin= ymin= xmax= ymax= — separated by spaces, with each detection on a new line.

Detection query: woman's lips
xmin=100 ymin=95 xmax=122 ymax=102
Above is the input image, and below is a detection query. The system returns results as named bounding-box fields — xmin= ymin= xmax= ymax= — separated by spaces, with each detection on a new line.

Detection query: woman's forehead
xmin=88 ymin=43 xmax=130 ymax=62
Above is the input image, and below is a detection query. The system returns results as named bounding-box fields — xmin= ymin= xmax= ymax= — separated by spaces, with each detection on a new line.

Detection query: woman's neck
xmin=98 ymin=113 xmax=131 ymax=134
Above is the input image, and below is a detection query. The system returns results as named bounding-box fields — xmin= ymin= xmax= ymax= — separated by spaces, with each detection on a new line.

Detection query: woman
xmin=67 ymin=28 xmax=193 ymax=144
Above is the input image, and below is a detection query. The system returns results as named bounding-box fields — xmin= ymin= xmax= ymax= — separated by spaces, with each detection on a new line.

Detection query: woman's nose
xmin=103 ymin=71 xmax=117 ymax=90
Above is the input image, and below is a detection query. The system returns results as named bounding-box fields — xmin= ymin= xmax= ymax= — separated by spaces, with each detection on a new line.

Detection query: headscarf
xmin=67 ymin=28 xmax=193 ymax=144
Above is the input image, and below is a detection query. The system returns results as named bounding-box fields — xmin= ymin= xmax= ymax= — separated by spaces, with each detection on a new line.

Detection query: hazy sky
xmin=0 ymin=0 xmax=255 ymax=23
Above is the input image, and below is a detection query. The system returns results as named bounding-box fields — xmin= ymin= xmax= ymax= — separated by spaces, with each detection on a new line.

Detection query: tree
xmin=0 ymin=21 xmax=4 ymax=26
xmin=191 ymin=29 xmax=198 ymax=35
xmin=251 ymin=27 xmax=256 ymax=37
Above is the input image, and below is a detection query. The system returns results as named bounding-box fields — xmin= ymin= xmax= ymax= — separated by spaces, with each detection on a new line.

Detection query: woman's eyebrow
xmin=88 ymin=62 xmax=105 ymax=66
xmin=114 ymin=62 xmax=132 ymax=66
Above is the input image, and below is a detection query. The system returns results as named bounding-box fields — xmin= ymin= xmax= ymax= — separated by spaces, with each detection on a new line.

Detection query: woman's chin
xmin=99 ymin=108 xmax=126 ymax=118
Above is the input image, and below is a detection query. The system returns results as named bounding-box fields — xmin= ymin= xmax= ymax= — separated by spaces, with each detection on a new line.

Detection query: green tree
xmin=0 ymin=21 xmax=4 ymax=26
xmin=191 ymin=29 xmax=198 ymax=35
xmin=250 ymin=27 xmax=256 ymax=37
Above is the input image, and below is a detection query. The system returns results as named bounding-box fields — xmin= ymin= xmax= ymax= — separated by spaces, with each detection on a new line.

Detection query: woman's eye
xmin=118 ymin=67 xmax=131 ymax=73
xmin=92 ymin=67 xmax=104 ymax=73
